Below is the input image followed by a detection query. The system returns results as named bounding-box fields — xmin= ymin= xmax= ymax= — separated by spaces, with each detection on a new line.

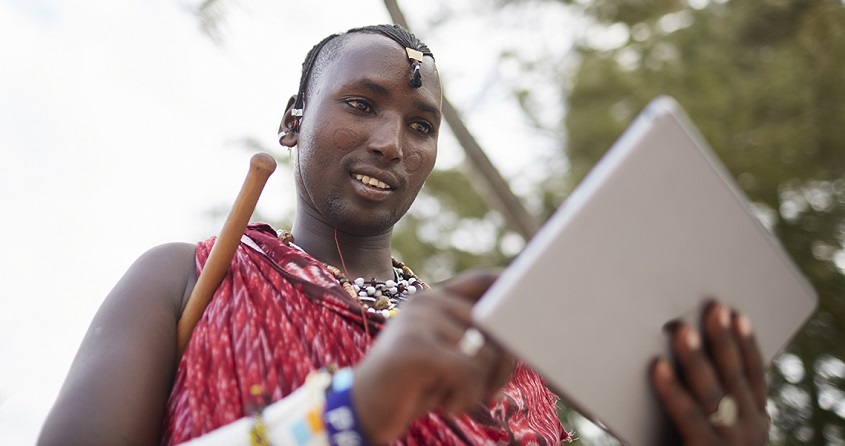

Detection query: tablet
xmin=472 ymin=96 xmax=818 ymax=445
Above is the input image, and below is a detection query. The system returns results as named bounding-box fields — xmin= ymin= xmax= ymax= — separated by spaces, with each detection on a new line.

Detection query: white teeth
xmin=354 ymin=174 xmax=390 ymax=190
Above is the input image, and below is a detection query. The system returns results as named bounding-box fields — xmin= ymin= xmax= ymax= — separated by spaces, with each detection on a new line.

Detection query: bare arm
xmin=38 ymin=242 xmax=197 ymax=446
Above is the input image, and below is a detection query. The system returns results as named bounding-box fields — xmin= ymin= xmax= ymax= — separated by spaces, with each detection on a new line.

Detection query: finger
xmin=450 ymin=326 xmax=504 ymax=397
xmin=704 ymin=304 xmax=742 ymax=389
xmin=671 ymin=324 xmax=724 ymax=414
xmin=406 ymin=289 xmax=475 ymax=324
xmin=733 ymin=311 xmax=768 ymax=410
xmin=443 ymin=325 xmax=500 ymax=384
xmin=406 ymin=301 xmax=497 ymax=413
xmin=704 ymin=303 xmax=754 ymax=411
xmin=435 ymin=347 xmax=490 ymax=415
xmin=432 ymin=309 xmax=473 ymax=345
xmin=438 ymin=269 xmax=501 ymax=304
xmin=377 ymin=326 xmax=488 ymax=419
xmin=413 ymin=387 xmax=444 ymax=418
xmin=651 ymin=357 xmax=717 ymax=442
xmin=485 ymin=342 xmax=516 ymax=398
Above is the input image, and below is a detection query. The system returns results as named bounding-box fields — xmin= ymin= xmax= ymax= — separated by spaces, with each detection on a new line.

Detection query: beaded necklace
xmin=278 ymin=229 xmax=429 ymax=318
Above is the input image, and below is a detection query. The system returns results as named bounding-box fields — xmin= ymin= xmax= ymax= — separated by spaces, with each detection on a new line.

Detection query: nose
xmin=368 ymin=114 xmax=403 ymax=162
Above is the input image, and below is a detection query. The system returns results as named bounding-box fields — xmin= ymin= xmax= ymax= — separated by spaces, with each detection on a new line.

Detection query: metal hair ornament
xmin=406 ymin=47 xmax=423 ymax=88
xmin=406 ymin=47 xmax=423 ymax=61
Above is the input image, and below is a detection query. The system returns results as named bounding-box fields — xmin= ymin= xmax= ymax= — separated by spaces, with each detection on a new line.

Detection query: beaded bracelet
xmin=323 ymin=368 xmax=369 ymax=446
xmin=180 ymin=367 xmax=369 ymax=446
xmin=178 ymin=371 xmax=332 ymax=446
xmin=264 ymin=371 xmax=332 ymax=446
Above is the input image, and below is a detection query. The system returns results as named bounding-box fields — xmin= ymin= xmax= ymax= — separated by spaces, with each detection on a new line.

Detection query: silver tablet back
xmin=473 ymin=96 xmax=817 ymax=445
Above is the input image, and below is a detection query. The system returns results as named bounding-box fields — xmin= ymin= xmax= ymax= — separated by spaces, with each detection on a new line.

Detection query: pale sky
xmin=0 ymin=0 xmax=578 ymax=442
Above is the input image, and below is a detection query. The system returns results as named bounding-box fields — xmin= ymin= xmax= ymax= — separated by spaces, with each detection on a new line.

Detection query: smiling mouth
xmin=353 ymin=173 xmax=392 ymax=190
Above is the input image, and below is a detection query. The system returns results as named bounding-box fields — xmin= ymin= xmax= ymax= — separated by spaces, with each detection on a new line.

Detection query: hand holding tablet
xmin=473 ymin=96 xmax=816 ymax=445
xmin=653 ymin=301 xmax=770 ymax=445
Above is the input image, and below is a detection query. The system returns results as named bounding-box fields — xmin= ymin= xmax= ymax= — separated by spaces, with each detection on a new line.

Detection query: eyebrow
xmin=354 ymin=78 xmax=442 ymax=122
xmin=357 ymin=78 xmax=390 ymax=97
xmin=414 ymin=100 xmax=441 ymax=122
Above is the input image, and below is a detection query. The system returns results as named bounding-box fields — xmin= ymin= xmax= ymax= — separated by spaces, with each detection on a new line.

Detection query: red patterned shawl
xmin=161 ymin=223 xmax=571 ymax=445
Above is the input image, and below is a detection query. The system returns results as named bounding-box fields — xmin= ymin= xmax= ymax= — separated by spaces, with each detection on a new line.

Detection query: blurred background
xmin=1 ymin=0 xmax=843 ymax=444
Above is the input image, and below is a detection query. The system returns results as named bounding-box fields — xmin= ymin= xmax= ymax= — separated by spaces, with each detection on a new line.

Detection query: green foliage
xmin=559 ymin=1 xmax=845 ymax=444
xmin=392 ymin=167 xmax=518 ymax=283
xmin=572 ymin=0 xmax=683 ymax=25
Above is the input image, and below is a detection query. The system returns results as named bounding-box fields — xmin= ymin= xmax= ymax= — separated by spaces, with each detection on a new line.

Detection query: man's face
xmin=292 ymin=33 xmax=442 ymax=235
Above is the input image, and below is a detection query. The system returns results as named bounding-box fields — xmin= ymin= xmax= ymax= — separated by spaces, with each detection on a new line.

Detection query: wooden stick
xmin=175 ymin=152 xmax=277 ymax=359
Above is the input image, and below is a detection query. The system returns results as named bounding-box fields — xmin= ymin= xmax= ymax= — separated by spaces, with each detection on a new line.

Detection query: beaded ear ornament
xmin=406 ymin=47 xmax=423 ymax=88
xmin=290 ymin=108 xmax=303 ymax=133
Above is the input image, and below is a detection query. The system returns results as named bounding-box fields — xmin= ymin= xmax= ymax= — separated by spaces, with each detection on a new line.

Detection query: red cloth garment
xmin=161 ymin=223 xmax=572 ymax=445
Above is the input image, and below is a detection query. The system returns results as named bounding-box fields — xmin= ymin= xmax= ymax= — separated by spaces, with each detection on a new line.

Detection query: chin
xmin=324 ymin=200 xmax=405 ymax=236
xmin=340 ymin=216 xmax=399 ymax=237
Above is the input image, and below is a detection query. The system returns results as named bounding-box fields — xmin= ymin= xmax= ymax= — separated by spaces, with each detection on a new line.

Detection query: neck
xmin=291 ymin=206 xmax=396 ymax=282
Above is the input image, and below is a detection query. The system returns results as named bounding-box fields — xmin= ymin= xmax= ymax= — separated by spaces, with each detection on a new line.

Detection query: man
xmin=39 ymin=25 xmax=769 ymax=445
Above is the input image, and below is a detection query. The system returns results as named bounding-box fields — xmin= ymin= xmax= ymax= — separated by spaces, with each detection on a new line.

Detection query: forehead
xmin=311 ymin=32 xmax=441 ymax=106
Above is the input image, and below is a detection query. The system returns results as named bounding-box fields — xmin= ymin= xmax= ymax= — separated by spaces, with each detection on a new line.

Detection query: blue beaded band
xmin=323 ymin=368 xmax=369 ymax=446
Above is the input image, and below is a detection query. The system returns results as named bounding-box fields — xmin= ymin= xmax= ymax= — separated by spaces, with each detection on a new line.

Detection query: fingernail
xmin=655 ymin=358 xmax=673 ymax=378
xmin=736 ymin=313 xmax=753 ymax=338
xmin=685 ymin=327 xmax=701 ymax=350
xmin=662 ymin=319 xmax=681 ymax=334
xmin=702 ymin=299 xmax=718 ymax=314
xmin=717 ymin=305 xmax=730 ymax=329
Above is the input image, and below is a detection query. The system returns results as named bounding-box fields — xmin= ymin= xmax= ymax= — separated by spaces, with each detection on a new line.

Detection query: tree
xmin=554 ymin=1 xmax=845 ymax=444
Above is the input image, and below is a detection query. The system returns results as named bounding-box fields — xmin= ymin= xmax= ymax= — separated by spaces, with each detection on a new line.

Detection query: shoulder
xmin=126 ymin=242 xmax=198 ymax=314
xmin=138 ymin=242 xmax=197 ymax=319
xmin=135 ymin=241 xmax=196 ymax=268
xmin=85 ymin=241 xmax=198 ymax=339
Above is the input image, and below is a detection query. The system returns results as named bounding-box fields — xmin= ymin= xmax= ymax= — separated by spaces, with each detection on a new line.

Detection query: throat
xmin=287 ymin=222 xmax=396 ymax=281
xmin=278 ymin=228 xmax=430 ymax=319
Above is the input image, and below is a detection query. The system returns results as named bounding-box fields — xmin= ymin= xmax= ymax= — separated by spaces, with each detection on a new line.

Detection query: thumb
xmin=438 ymin=269 xmax=501 ymax=304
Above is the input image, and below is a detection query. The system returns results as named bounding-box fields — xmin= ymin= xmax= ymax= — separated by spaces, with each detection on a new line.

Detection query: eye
xmin=410 ymin=121 xmax=433 ymax=135
xmin=345 ymin=98 xmax=372 ymax=113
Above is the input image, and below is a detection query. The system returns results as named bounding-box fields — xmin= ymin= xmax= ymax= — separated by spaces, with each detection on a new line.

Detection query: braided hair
xmin=289 ymin=24 xmax=435 ymax=132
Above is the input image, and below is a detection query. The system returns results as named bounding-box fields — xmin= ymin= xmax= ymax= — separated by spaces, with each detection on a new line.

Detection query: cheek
xmin=403 ymin=146 xmax=436 ymax=175
xmin=332 ymin=128 xmax=364 ymax=151
xmin=403 ymin=150 xmax=423 ymax=173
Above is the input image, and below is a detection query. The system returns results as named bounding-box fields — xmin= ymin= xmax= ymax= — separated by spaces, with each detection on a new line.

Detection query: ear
xmin=278 ymin=95 xmax=300 ymax=147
